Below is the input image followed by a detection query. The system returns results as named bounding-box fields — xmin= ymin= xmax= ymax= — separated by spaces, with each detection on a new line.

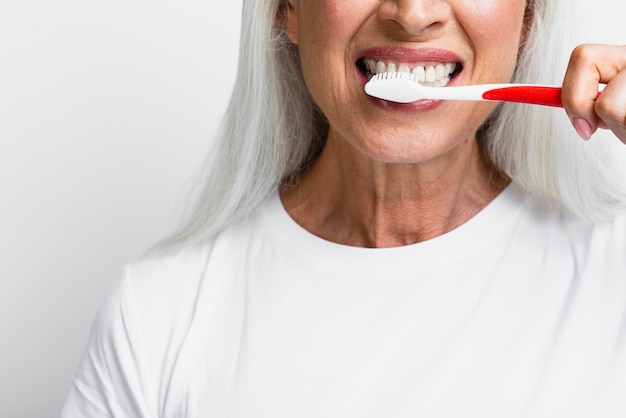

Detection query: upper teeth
xmin=363 ymin=58 xmax=458 ymax=87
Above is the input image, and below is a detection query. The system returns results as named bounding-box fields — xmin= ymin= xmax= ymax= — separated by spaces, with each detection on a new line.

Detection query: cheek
xmin=461 ymin=0 xmax=526 ymax=73
xmin=297 ymin=1 xmax=351 ymax=48
xmin=296 ymin=1 xmax=371 ymax=104
xmin=296 ymin=0 xmax=372 ymax=61
xmin=463 ymin=1 xmax=525 ymax=44
xmin=465 ymin=0 xmax=526 ymax=29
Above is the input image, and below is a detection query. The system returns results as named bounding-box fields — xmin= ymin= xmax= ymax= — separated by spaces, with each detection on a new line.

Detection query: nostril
xmin=377 ymin=0 xmax=451 ymax=36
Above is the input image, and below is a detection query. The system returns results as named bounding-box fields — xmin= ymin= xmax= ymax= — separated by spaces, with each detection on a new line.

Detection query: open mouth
xmin=357 ymin=58 xmax=462 ymax=87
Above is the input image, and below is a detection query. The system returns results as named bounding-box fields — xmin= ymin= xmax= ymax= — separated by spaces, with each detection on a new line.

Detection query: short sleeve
xmin=59 ymin=268 xmax=155 ymax=418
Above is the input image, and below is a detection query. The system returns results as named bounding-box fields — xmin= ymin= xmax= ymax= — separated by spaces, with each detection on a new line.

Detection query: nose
xmin=378 ymin=0 xmax=451 ymax=36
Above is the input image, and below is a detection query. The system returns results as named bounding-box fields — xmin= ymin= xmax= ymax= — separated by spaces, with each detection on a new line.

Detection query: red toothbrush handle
xmin=482 ymin=85 xmax=563 ymax=108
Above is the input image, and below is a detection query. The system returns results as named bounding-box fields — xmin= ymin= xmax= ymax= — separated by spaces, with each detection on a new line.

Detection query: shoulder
xmin=557 ymin=207 xmax=626 ymax=255
xmin=490 ymin=184 xmax=626 ymax=277
xmin=60 ymin=243 xmax=218 ymax=417
xmin=61 ymin=218 xmax=268 ymax=417
xmin=517 ymin=184 xmax=626 ymax=240
xmin=92 ymin=243 xmax=216 ymax=363
xmin=522 ymin=192 xmax=626 ymax=276
xmin=125 ymin=243 xmax=214 ymax=312
xmin=118 ymin=201 xmax=276 ymax=339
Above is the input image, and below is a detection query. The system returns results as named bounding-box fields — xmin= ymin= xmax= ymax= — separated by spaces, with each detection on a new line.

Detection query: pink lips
xmin=359 ymin=46 xmax=464 ymax=67
xmin=357 ymin=46 xmax=463 ymax=111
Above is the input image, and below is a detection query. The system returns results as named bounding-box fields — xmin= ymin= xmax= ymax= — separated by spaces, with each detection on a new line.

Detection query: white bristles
xmin=372 ymin=72 xmax=418 ymax=82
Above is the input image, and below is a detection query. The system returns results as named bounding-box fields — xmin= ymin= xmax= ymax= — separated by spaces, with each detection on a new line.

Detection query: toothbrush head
xmin=364 ymin=72 xmax=424 ymax=103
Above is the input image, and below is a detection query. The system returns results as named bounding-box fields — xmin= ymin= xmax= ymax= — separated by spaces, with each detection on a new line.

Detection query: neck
xmin=280 ymin=131 xmax=509 ymax=248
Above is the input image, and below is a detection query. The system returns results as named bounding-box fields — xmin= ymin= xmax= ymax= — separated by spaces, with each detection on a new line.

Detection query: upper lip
xmin=357 ymin=46 xmax=464 ymax=66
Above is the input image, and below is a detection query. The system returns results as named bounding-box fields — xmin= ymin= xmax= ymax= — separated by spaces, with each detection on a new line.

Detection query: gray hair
xmin=159 ymin=0 xmax=626 ymax=249
xmin=485 ymin=0 xmax=626 ymax=219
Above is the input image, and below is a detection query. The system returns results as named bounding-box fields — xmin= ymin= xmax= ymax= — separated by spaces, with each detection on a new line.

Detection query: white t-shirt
xmin=60 ymin=183 xmax=626 ymax=418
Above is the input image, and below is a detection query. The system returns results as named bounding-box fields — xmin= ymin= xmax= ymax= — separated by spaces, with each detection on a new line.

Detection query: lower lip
xmin=373 ymin=97 xmax=443 ymax=112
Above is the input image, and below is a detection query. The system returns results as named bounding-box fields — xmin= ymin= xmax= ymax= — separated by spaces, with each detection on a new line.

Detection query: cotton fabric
xmin=60 ymin=183 xmax=626 ymax=417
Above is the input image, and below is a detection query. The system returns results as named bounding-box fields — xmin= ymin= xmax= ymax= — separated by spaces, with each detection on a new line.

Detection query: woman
xmin=61 ymin=0 xmax=626 ymax=416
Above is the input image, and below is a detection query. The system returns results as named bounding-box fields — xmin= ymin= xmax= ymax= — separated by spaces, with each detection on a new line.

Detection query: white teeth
xmin=364 ymin=58 xmax=458 ymax=85
xmin=375 ymin=60 xmax=386 ymax=74
xmin=435 ymin=63 xmax=446 ymax=80
xmin=368 ymin=59 xmax=377 ymax=73
xmin=425 ymin=65 xmax=436 ymax=82
xmin=412 ymin=66 xmax=426 ymax=82
xmin=432 ymin=77 xmax=451 ymax=87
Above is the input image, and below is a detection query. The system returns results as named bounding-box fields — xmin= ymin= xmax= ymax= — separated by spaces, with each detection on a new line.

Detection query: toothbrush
xmin=365 ymin=72 xmax=567 ymax=107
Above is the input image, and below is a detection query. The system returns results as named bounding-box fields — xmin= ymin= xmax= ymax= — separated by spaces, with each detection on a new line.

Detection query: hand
xmin=562 ymin=44 xmax=626 ymax=143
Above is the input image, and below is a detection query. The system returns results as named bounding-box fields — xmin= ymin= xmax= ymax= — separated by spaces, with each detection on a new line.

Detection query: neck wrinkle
xmin=280 ymin=131 xmax=508 ymax=248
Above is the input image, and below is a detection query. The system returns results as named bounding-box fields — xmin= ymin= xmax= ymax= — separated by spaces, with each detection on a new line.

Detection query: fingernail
xmin=572 ymin=117 xmax=592 ymax=140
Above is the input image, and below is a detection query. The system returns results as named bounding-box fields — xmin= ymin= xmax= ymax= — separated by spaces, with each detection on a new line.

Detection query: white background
xmin=0 ymin=1 xmax=241 ymax=416
xmin=0 ymin=1 xmax=621 ymax=417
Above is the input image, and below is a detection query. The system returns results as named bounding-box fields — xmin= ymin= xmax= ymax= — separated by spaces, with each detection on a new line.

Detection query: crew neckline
xmin=261 ymin=182 xmax=528 ymax=274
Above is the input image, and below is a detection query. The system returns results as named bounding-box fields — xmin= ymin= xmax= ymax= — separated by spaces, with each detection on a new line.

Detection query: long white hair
xmin=159 ymin=0 xmax=626 ymax=249
xmin=485 ymin=0 xmax=626 ymax=219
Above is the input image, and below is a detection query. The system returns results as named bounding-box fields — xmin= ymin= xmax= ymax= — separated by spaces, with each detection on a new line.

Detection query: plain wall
xmin=0 ymin=1 xmax=621 ymax=417
xmin=0 ymin=1 xmax=241 ymax=416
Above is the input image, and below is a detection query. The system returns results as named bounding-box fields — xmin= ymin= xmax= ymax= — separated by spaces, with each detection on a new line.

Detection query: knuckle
xmin=595 ymin=95 xmax=626 ymax=128
xmin=561 ymin=89 xmax=586 ymax=110
xmin=570 ymin=44 xmax=599 ymax=66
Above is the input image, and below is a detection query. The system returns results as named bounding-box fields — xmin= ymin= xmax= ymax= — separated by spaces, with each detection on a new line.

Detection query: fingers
xmin=594 ymin=68 xmax=626 ymax=140
xmin=561 ymin=44 xmax=626 ymax=143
